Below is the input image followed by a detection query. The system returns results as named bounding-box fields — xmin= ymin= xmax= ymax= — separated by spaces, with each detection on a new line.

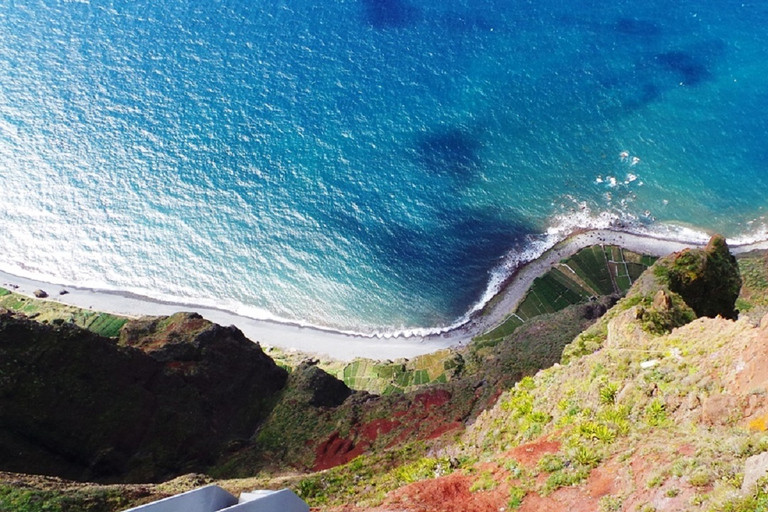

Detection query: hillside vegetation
xmin=3 ymin=236 xmax=768 ymax=512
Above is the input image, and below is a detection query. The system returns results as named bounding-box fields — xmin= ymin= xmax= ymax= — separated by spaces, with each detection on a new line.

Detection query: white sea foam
xmin=1 ymin=206 xmax=761 ymax=341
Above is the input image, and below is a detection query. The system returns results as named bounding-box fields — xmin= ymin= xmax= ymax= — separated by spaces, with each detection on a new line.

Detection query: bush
xmin=508 ymin=487 xmax=527 ymax=509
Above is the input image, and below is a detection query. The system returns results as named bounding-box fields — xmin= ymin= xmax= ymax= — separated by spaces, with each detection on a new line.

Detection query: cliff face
xmin=0 ymin=311 xmax=287 ymax=483
xmin=4 ymin=235 xmax=767 ymax=512
xmin=657 ymin=234 xmax=742 ymax=320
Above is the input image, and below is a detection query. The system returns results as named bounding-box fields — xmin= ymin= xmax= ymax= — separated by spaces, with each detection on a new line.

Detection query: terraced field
xmin=0 ymin=288 xmax=128 ymax=338
xmin=475 ymin=245 xmax=656 ymax=345
xmin=336 ymin=349 xmax=462 ymax=395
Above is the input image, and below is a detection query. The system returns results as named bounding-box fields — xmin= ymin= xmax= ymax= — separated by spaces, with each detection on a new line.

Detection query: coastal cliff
xmin=2 ymin=236 xmax=768 ymax=511
xmin=0 ymin=312 xmax=287 ymax=483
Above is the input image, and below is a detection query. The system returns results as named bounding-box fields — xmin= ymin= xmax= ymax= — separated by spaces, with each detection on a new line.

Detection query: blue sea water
xmin=0 ymin=0 xmax=766 ymax=334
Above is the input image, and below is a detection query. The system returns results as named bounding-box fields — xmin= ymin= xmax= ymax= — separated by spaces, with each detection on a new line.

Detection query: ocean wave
xmin=2 ymin=209 xmax=768 ymax=342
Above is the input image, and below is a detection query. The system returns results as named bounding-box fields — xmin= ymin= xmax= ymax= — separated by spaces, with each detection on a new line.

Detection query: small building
xmin=123 ymin=485 xmax=309 ymax=512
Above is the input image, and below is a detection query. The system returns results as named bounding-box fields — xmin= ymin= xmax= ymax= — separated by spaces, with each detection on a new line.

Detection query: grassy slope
xmin=257 ymin=243 xmax=768 ymax=510
xmin=0 ymin=288 xmax=127 ymax=337
xmin=5 ymin=243 xmax=768 ymax=512
xmin=289 ymin=245 xmax=765 ymax=511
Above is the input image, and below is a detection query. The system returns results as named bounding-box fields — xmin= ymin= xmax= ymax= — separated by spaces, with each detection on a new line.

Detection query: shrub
xmin=543 ymin=465 xmax=591 ymax=494
xmin=599 ymin=382 xmax=619 ymax=405
xmin=469 ymin=471 xmax=498 ymax=492
xmin=599 ymin=495 xmax=624 ymax=512
xmin=645 ymin=399 xmax=667 ymax=427
xmin=537 ymin=453 xmax=566 ymax=473
xmin=688 ymin=467 xmax=712 ymax=487
xmin=508 ymin=487 xmax=527 ymax=509
xmin=394 ymin=457 xmax=452 ymax=484
xmin=572 ymin=445 xmax=602 ymax=468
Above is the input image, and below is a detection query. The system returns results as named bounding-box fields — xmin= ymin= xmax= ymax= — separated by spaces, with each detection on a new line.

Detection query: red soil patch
xmin=314 ymin=432 xmax=369 ymax=471
xmin=314 ymin=389 xmax=466 ymax=470
xmin=518 ymin=460 xmax=626 ymax=511
xmin=677 ymin=444 xmax=696 ymax=457
xmin=505 ymin=439 xmax=561 ymax=468
xmin=383 ymin=473 xmax=507 ymax=512
xmin=360 ymin=418 xmax=401 ymax=439
xmin=586 ymin=463 xmax=622 ymax=498
xmin=519 ymin=488 xmax=600 ymax=512
xmin=414 ymin=389 xmax=451 ymax=410
xmin=426 ymin=421 xmax=463 ymax=439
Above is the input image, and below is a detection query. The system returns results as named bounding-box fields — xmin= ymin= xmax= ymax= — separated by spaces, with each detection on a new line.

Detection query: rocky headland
xmin=1 ymin=234 xmax=768 ymax=511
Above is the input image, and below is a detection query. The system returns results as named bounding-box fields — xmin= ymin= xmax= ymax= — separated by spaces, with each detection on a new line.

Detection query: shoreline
xmin=2 ymin=229 xmax=766 ymax=361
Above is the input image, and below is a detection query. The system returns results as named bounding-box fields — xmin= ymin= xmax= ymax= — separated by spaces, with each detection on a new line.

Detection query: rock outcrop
xmin=659 ymin=234 xmax=742 ymax=319
xmin=0 ymin=311 xmax=287 ymax=483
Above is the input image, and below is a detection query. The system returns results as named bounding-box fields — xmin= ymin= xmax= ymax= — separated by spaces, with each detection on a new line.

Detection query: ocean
xmin=0 ymin=0 xmax=766 ymax=335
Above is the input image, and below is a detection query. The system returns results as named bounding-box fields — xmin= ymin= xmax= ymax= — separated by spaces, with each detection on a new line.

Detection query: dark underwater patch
xmin=654 ymin=50 xmax=712 ymax=86
xmin=614 ymin=18 xmax=662 ymax=37
xmin=367 ymin=209 xmax=532 ymax=320
xmin=317 ymin=201 xmax=532 ymax=323
xmin=621 ymin=82 xmax=662 ymax=111
xmin=414 ymin=128 xmax=482 ymax=179
xmin=362 ymin=0 xmax=419 ymax=29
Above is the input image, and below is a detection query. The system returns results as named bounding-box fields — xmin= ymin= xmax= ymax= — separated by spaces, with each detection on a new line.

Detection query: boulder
xmin=33 ymin=289 xmax=48 ymax=298
xmin=742 ymin=451 xmax=768 ymax=494
xmin=291 ymin=360 xmax=353 ymax=408
xmin=663 ymin=235 xmax=742 ymax=320
xmin=700 ymin=394 xmax=741 ymax=426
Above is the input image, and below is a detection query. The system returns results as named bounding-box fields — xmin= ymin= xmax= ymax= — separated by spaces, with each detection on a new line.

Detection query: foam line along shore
xmin=7 ymin=228 xmax=765 ymax=361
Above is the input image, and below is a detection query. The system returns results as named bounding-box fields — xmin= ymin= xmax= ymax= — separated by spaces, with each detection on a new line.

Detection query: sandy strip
xmin=0 ymin=230 xmax=762 ymax=361
xmin=0 ymin=269 xmax=452 ymax=361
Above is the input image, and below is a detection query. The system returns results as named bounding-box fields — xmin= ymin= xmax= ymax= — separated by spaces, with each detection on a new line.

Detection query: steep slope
xmin=336 ymin=237 xmax=767 ymax=511
xmin=0 ymin=311 xmax=287 ymax=483
xmin=4 ymin=236 xmax=768 ymax=512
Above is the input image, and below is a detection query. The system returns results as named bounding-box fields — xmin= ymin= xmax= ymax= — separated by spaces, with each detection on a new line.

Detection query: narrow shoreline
xmin=2 ymin=229 xmax=766 ymax=361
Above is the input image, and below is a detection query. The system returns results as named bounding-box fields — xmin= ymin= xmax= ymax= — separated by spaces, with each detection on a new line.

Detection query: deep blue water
xmin=0 ymin=0 xmax=766 ymax=333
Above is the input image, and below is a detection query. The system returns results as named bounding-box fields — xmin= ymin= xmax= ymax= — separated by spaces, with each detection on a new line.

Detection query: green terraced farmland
xmin=473 ymin=245 xmax=657 ymax=345
xmin=566 ymin=246 xmax=615 ymax=295
xmin=82 ymin=313 xmax=128 ymax=338
xmin=0 ymin=290 xmax=128 ymax=338
xmin=337 ymin=349 xmax=463 ymax=395
xmin=474 ymin=314 xmax=524 ymax=345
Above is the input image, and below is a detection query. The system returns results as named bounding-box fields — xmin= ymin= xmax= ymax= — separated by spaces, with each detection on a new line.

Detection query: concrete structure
xmin=123 ymin=486 xmax=309 ymax=512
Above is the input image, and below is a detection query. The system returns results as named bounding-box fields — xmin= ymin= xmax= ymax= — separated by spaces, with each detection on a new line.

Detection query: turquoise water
xmin=0 ymin=0 xmax=766 ymax=333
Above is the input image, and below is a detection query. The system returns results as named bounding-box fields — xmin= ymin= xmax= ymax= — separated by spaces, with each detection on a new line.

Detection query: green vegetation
xmin=0 ymin=485 xmax=133 ymax=512
xmin=290 ymin=447 xmax=457 ymax=507
xmin=331 ymin=349 xmax=463 ymax=395
xmin=507 ymin=486 xmax=527 ymax=509
xmin=654 ymin=235 xmax=742 ymax=319
xmin=0 ymin=290 xmax=127 ymax=338
xmin=735 ymin=254 xmax=768 ymax=316
xmin=475 ymin=245 xmax=657 ymax=345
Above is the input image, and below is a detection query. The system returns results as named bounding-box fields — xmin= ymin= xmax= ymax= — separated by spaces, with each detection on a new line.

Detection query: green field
xmin=335 ymin=348 xmax=463 ymax=395
xmin=0 ymin=290 xmax=128 ymax=338
xmin=474 ymin=245 xmax=656 ymax=345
